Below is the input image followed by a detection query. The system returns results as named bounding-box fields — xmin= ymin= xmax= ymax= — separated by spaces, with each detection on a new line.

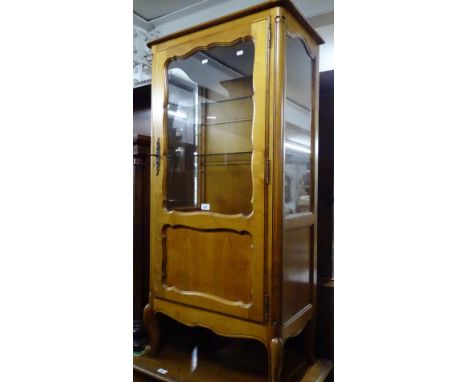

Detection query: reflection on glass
xmin=284 ymin=35 xmax=312 ymax=215
xmin=165 ymin=40 xmax=255 ymax=215
xmin=282 ymin=34 xmax=314 ymax=322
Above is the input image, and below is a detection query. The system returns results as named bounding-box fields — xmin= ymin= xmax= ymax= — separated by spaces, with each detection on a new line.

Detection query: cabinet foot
xmin=268 ymin=338 xmax=283 ymax=382
xmin=143 ymin=304 xmax=160 ymax=355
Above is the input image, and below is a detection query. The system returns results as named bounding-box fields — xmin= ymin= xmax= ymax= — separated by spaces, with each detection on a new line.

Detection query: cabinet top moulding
xmin=146 ymin=0 xmax=325 ymax=48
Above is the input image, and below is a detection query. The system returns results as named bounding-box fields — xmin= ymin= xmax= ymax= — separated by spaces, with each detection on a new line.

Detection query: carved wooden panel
xmin=163 ymin=226 xmax=253 ymax=306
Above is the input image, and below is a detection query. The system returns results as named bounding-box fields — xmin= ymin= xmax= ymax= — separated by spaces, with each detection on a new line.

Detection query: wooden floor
xmin=133 ymin=317 xmax=332 ymax=382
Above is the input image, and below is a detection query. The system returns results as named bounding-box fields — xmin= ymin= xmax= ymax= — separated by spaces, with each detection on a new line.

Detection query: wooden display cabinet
xmin=144 ymin=1 xmax=323 ymax=381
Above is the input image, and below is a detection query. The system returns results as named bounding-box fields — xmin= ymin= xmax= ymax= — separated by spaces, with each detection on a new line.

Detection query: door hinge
xmin=155 ymin=137 xmax=161 ymax=175
xmin=265 ymin=158 xmax=270 ymax=185
xmin=264 ymin=294 xmax=270 ymax=321
xmin=268 ymin=24 xmax=272 ymax=49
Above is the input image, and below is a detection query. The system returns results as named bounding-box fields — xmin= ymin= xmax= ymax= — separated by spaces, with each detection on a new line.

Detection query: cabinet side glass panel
xmin=284 ymin=36 xmax=312 ymax=215
xmin=165 ymin=40 xmax=255 ymax=215
xmin=282 ymin=34 xmax=313 ymax=322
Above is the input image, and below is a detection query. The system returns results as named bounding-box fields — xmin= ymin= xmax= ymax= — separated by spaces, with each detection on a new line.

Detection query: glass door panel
xmin=165 ymin=40 xmax=255 ymax=215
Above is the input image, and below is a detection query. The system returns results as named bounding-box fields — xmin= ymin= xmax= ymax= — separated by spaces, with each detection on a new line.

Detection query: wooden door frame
xmin=150 ymin=13 xmax=272 ymax=323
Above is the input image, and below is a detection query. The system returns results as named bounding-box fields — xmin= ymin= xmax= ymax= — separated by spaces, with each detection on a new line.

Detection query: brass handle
xmin=155 ymin=138 xmax=161 ymax=175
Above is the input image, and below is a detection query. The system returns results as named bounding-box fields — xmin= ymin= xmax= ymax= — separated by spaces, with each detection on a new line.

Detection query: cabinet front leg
xmin=143 ymin=304 xmax=160 ymax=355
xmin=268 ymin=338 xmax=284 ymax=382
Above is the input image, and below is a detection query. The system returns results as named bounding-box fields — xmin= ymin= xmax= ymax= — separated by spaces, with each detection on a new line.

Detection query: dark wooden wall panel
xmin=314 ymin=71 xmax=334 ymax=376
xmin=317 ymin=70 xmax=334 ymax=279
xmin=134 ymin=84 xmax=152 ymax=352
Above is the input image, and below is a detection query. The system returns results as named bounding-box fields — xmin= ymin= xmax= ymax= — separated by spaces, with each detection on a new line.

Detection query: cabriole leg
xmin=268 ymin=338 xmax=284 ymax=382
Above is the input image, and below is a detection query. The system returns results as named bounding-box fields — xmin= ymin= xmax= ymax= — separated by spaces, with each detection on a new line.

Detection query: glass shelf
xmin=166 ymin=151 xmax=252 ymax=165
xmin=194 ymin=151 xmax=251 ymax=157
xmin=203 ymin=118 xmax=253 ymax=126
xmin=200 ymin=95 xmax=253 ymax=105
xmin=199 ymin=151 xmax=252 ymax=166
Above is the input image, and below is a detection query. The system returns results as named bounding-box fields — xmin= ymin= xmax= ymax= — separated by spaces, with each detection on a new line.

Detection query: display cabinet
xmin=144 ymin=1 xmax=323 ymax=380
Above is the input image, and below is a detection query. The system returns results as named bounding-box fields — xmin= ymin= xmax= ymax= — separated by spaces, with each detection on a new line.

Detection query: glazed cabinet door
xmin=281 ymin=21 xmax=319 ymax=325
xmin=150 ymin=17 xmax=270 ymax=323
